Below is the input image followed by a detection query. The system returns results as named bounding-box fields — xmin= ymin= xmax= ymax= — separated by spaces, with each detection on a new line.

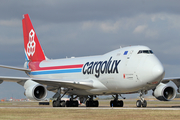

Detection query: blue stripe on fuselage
xmin=24 ymin=50 xmax=29 ymax=61
xmin=29 ymin=68 xmax=82 ymax=75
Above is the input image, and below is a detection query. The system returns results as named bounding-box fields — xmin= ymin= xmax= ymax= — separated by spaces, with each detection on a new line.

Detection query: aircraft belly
xmin=66 ymin=89 xmax=109 ymax=95
xmin=117 ymin=80 xmax=156 ymax=93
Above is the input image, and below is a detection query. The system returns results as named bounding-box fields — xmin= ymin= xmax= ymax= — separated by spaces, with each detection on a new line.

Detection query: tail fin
xmin=22 ymin=14 xmax=46 ymax=62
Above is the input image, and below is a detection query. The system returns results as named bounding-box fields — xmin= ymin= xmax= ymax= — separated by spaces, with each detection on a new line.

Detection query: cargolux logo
xmin=27 ymin=29 xmax=36 ymax=56
xmin=82 ymin=57 xmax=121 ymax=78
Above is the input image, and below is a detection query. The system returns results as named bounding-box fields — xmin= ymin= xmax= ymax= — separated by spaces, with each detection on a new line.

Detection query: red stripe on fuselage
xmin=29 ymin=62 xmax=84 ymax=71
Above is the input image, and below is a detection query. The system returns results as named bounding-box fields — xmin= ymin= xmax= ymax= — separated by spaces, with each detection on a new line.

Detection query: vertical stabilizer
xmin=22 ymin=14 xmax=46 ymax=62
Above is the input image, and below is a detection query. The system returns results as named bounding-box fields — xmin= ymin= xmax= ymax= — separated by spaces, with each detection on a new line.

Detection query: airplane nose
xmin=136 ymin=55 xmax=165 ymax=84
xmin=152 ymin=64 xmax=165 ymax=80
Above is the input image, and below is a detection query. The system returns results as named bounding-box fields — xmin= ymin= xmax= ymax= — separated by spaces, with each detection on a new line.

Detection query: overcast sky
xmin=0 ymin=0 xmax=180 ymax=99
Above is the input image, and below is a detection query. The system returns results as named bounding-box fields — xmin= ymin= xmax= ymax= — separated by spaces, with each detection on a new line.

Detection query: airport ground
xmin=0 ymin=99 xmax=180 ymax=120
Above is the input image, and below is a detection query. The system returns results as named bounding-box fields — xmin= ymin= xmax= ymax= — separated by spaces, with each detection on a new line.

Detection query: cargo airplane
xmin=0 ymin=14 xmax=179 ymax=107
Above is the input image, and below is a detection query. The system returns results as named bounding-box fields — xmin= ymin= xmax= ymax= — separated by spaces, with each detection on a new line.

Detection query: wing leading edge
xmin=0 ymin=65 xmax=31 ymax=72
xmin=162 ymin=77 xmax=180 ymax=87
xmin=0 ymin=76 xmax=94 ymax=90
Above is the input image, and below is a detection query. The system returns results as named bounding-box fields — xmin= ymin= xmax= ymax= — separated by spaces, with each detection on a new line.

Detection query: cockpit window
xmin=137 ymin=50 xmax=153 ymax=54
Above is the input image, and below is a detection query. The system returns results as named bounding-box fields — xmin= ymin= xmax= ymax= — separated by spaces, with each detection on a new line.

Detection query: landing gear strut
xmin=52 ymin=88 xmax=79 ymax=107
xmin=86 ymin=95 xmax=99 ymax=107
xmin=110 ymin=94 xmax=124 ymax=107
xmin=52 ymin=88 xmax=66 ymax=107
xmin=136 ymin=90 xmax=147 ymax=107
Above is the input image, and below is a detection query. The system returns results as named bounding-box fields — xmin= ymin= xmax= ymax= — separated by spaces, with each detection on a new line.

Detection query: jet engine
xmin=152 ymin=83 xmax=176 ymax=101
xmin=24 ymin=84 xmax=47 ymax=101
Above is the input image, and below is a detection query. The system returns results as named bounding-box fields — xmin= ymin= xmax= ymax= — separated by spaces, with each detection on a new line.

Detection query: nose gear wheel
xmin=136 ymin=90 xmax=147 ymax=107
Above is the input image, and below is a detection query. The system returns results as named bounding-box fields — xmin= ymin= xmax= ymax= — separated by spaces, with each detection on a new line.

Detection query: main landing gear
xmin=52 ymin=88 xmax=79 ymax=107
xmin=53 ymin=99 xmax=66 ymax=107
xmin=136 ymin=91 xmax=147 ymax=107
xmin=66 ymin=96 xmax=79 ymax=107
xmin=110 ymin=94 xmax=124 ymax=107
xmin=53 ymin=88 xmax=66 ymax=107
xmin=86 ymin=95 xmax=99 ymax=107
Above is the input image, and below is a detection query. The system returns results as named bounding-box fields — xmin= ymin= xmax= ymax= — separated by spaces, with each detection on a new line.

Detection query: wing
xmin=162 ymin=77 xmax=180 ymax=87
xmin=0 ymin=76 xmax=30 ymax=82
xmin=32 ymin=78 xmax=93 ymax=90
xmin=0 ymin=76 xmax=93 ymax=90
xmin=0 ymin=64 xmax=31 ymax=72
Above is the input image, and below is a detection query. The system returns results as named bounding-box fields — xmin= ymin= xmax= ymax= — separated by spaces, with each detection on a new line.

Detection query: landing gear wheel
xmin=53 ymin=100 xmax=66 ymax=107
xmin=93 ymin=100 xmax=99 ymax=107
xmin=66 ymin=100 xmax=79 ymax=107
xmin=66 ymin=101 xmax=71 ymax=107
xmin=136 ymin=90 xmax=148 ymax=108
xmin=86 ymin=100 xmax=99 ymax=107
xmin=119 ymin=100 xmax=124 ymax=107
xmin=60 ymin=100 xmax=66 ymax=107
xmin=110 ymin=100 xmax=124 ymax=107
xmin=110 ymin=100 xmax=113 ymax=107
xmin=53 ymin=100 xmax=56 ymax=107
xmin=52 ymin=100 xmax=60 ymax=107
xmin=142 ymin=100 xmax=147 ymax=107
xmin=110 ymin=94 xmax=124 ymax=107
xmin=86 ymin=101 xmax=89 ymax=107
xmin=136 ymin=100 xmax=142 ymax=107
xmin=52 ymin=87 xmax=70 ymax=107
xmin=72 ymin=101 xmax=79 ymax=107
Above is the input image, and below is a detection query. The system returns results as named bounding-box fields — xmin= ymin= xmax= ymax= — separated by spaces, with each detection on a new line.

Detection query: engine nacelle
xmin=177 ymin=87 xmax=180 ymax=93
xmin=153 ymin=83 xmax=176 ymax=101
xmin=25 ymin=84 xmax=47 ymax=101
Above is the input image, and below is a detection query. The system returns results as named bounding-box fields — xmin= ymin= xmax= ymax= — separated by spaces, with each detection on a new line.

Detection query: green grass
xmin=0 ymin=108 xmax=180 ymax=120
xmin=0 ymin=99 xmax=180 ymax=120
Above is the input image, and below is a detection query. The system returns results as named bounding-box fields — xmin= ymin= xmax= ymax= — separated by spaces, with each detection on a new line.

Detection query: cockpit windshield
xmin=137 ymin=50 xmax=153 ymax=54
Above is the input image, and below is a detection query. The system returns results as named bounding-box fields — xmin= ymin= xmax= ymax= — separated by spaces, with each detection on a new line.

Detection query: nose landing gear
xmin=136 ymin=90 xmax=147 ymax=107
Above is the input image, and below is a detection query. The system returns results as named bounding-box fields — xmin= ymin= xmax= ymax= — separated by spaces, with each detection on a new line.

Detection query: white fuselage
xmin=26 ymin=45 xmax=165 ymax=95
